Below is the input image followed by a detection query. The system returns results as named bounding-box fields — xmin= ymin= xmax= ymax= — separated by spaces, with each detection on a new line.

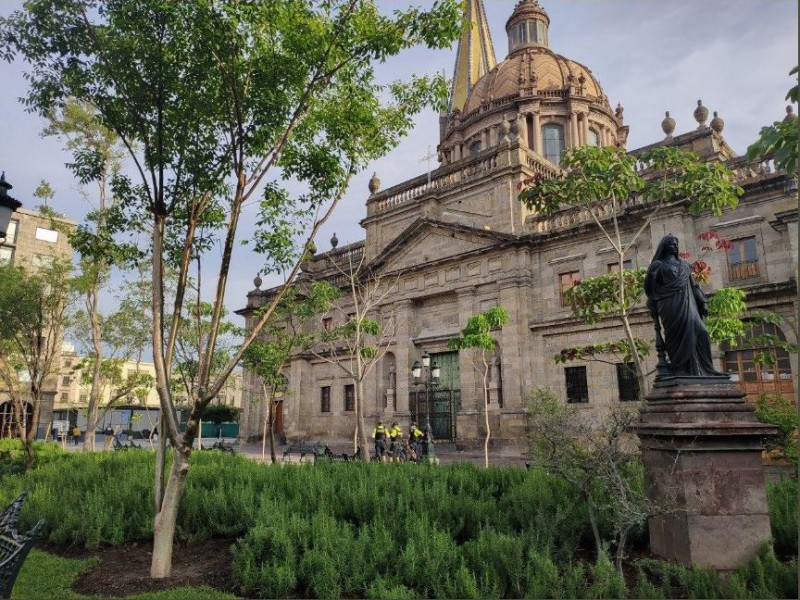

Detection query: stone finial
xmin=499 ymin=118 xmax=511 ymax=143
xmin=330 ymin=232 xmax=339 ymax=249
xmin=784 ymin=105 xmax=797 ymax=122
xmin=615 ymin=102 xmax=624 ymax=123
xmin=661 ymin=111 xmax=676 ymax=138
xmin=368 ymin=172 xmax=380 ymax=195
xmin=253 ymin=275 xmax=262 ymax=289
xmin=694 ymin=99 xmax=708 ymax=129
xmin=709 ymin=111 xmax=724 ymax=133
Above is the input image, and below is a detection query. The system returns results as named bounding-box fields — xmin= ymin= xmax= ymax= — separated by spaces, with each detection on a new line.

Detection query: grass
xmin=11 ymin=549 xmax=240 ymax=600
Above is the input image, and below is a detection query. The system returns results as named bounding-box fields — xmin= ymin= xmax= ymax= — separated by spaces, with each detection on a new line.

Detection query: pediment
xmin=370 ymin=219 xmax=515 ymax=275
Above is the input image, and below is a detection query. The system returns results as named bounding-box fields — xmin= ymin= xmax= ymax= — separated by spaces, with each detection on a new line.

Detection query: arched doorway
xmin=720 ymin=321 xmax=795 ymax=403
xmin=0 ymin=401 xmax=34 ymax=438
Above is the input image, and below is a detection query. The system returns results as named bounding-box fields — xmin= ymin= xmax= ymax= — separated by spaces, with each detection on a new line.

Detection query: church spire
xmin=447 ymin=0 xmax=497 ymax=114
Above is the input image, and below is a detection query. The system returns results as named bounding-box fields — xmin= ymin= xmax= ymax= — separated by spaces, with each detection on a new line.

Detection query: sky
xmin=0 ymin=0 xmax=797 ymax=327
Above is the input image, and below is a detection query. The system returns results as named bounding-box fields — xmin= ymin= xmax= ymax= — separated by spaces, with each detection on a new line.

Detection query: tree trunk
xmin=268 ymin=400 xmax=276 ymax=464
xmin=586 ymin=493 xmax=603 ymax=560
xmin=356 ymin=379 xmax=369 ymax=461
xmin=620 ymin=313 xmax=648 ymax=401
xmin=150 ymin=446 xmax=190 ymax=578
xmin=154 ymin=413 xmax=166 ymax=514
xmin=83 ymin=290 xmax=104 ymax=452
xmin=482 ymin=359 xmax=490 ymax=468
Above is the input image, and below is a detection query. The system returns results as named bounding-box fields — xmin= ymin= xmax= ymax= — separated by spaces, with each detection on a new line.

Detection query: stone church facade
xmin=237 ymin=0 xmax=797 ymax=446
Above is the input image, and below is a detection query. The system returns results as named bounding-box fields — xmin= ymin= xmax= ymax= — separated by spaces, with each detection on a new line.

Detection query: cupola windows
xmin=588 ymin=129 xmax=599 ymax=147
xmin=508 ymin=18 xmax=548 ymax=52
xmin=542 ymin=124 xmax=565 ymax=164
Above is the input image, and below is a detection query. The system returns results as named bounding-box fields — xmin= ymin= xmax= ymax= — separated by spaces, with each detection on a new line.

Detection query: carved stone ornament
xmin=661 ymin=111 xmax=676 ymax=137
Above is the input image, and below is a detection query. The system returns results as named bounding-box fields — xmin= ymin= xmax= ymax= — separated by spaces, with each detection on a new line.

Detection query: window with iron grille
xmin=565 ymin=366 xmax=588 ymax=403
xmin=320 ymin=386 xmax=331 ymax=413
xmin=559 ymin=271 xmax=580 ymax=307
xmin=727 ymin=237 xmax=759 ymax=281
xmin=344 ymin=384 xmax=355 ymax=411
xmin=616 ymin=363 xmax=640 ymax=402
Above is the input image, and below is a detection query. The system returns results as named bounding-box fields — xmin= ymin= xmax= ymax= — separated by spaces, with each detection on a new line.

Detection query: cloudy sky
xmin=1 ymin=0 xmax=797 ymax=323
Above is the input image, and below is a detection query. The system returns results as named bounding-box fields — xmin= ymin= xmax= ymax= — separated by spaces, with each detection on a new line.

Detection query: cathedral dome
xmin=461 ymin=49 xmax=608 ymax=117
xmin=439 ymin=0 xmax=626 ymax=166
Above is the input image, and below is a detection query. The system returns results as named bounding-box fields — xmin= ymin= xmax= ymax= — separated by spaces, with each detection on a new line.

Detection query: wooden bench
xmin=0 ymin=492 xmax=45 ymax=599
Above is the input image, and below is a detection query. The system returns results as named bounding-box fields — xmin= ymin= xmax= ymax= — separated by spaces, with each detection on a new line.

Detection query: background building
xmin=0 ymin=181 xmax=76 ymax=438
xmin=238 ymin=0 xmax=797 ymax=447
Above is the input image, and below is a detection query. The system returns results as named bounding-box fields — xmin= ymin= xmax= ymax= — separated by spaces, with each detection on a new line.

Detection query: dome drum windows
xmin=508 ymin=18 xmax=548 ymax=52
xmin=541 ymin=123 xmax=565 ymax=165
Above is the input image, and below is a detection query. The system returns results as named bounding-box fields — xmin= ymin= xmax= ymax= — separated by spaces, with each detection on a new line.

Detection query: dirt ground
xmin=44 ymin=537 xmax=238 ymax=597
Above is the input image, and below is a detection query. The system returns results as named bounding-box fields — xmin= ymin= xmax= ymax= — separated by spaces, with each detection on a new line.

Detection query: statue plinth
xmin=636 ymin=379 xmax=777 ymax=572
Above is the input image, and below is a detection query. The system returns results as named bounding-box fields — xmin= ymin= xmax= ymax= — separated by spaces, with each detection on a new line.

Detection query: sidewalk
xmin=238 ymin=439 xmax=529 ymax=467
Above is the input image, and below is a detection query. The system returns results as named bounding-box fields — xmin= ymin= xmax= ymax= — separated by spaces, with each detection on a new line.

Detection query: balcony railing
xmin=729 ymin=260 xmax=760 ymax=281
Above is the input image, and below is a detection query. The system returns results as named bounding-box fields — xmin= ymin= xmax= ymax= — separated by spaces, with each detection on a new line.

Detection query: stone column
xmin=532 ymin=113 xmax=542 ymax=154
xmin=394 ymin=300 xmax=414 ymax=417
xmin=581 ymin=113 xmax=590 ymax=145
xmin=455 ymin=287 xmax=479 ymax=441
xmin=569 ymin=112 xmax=579 ymax=149
xmin=481 ymin=128 xmax=489 ymax=150
xmin=637 ymin=377 xmax=777 ymax=572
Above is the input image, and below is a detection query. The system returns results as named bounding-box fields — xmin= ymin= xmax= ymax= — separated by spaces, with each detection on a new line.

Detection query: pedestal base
xmin=637 ymin=380 xmax=777 ymax=572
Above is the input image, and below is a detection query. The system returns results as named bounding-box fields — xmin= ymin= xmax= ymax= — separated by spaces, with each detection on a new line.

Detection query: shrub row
xmin=0 ymin=445 xmax=796 ymax=598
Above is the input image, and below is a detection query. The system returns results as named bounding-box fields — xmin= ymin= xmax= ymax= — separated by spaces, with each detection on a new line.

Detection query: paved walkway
xmin=57 ymin=434 xmax=529 ymax=466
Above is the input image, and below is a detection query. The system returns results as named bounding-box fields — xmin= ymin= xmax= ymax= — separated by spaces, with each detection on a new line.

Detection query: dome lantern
xmin=505 ymin=0 xmax=550 ymax=55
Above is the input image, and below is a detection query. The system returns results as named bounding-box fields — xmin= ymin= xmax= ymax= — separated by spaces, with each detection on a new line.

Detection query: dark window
xmin=320 ymin=386 xmax=331 ymax=413
xmin=62 ymin=376 xmax=71 ymax=386
xmin=542 ymin=124 xmax=565 ymax=165
xmin=608 ymin=259 xmax=633 ymax=273
xmin=344 ymin=384 xmax=355 ymax=411
xmin=588 ymin=129 xmax=599 ymax=147
xmin=728 ymin=237 xmax=759 ymax=280
xmin=469 ymin=140 xmax=482 ymax=156
xmin=565 ymin=366 xmax=588 ymax=403
xmin=322 ymin=317 xmax=332 ymax=330
xmin=559 ymin=271 xmax=580 ymax=307
xmin=616 ymin=363 xmax=640 ymax=402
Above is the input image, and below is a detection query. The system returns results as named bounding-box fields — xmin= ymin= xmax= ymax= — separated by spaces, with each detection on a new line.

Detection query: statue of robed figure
xmin=644 ymin=234 xmax=727 ymax=379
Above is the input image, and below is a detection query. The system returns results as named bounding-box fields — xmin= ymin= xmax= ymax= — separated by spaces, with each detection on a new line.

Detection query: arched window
xmin=720 ymin=321 xmax=794 ymax=403
xmin=541 ymin=123 xmax=565 ymax=165
xmin=469 ymin=140 xmax=482 ymax=156
xmin=588 ymin=129 xmax=599 ymax=147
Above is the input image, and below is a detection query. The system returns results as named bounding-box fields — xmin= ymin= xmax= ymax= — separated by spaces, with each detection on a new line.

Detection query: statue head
xmin=653 ymin=234 xmax=679 ymax=261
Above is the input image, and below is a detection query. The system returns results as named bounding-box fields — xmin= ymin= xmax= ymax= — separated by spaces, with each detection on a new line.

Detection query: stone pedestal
xmin=637 ymin=376 xmax=777 ymax=572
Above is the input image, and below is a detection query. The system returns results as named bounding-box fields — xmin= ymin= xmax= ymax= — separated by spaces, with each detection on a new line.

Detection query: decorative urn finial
xmin=694 ymin=99 xmax=708 ymax=129
xmin=330 ymin=232 xmax=339 ymax=249
xmin=784 ymin=105 xmax=797 ymax=122
xmin=253 ymin=275 xmax=262 ymax=289
xmin=615 ymin=102 xmax=624 ymax=123
xmin=368 ymin=172 xmax=380 ymax=195
xmin=499 ymin=118 xmax=511 ymax=143
xmin=709 ymin=111 xmax=724 ymax=133
xmin=661 ymin=111 xmax=676 ymax=138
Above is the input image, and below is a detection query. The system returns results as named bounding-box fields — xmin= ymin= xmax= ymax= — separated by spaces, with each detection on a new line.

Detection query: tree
xmin=526 ymin=388 xmax=675 ymax=574
xmin=311 ymin=251 xmax=398 ymax=460
xmin=242 ymin=282 xmax=339 ymax=463
xmin=0 ymin=260 xmax=75 ymax=470
xmin=448 ymin=306 xmax=509 ymax=468
xmin=747 ymin=66 xmax=798 ymax=176
xmin=520 ymin=146 xmax=743 ymax=398
xmin=2 ymin=0 xmax=463 ymax=577
xmin=40 ymin=98 xmax=132 ymax=452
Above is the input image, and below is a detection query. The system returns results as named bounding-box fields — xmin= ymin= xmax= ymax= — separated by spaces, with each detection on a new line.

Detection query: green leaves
xmin=448 ymin=307 xmax=509 ymax=352
xmin=747 ymin=66 xmax=798 ymax=176
xmin=705 ymin=287 xmax=747 ymax=345
xmin=554 ymin=338 xmax=651 ymax=364
xmin=563 ymin=269 xmax=646 ymax=325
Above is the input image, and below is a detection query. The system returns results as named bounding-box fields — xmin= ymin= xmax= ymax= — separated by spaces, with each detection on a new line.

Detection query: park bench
xmin=0 ymin=492 xmax=45 ymax=599
xmin=282 ymin=441 xmax=329 ymax=463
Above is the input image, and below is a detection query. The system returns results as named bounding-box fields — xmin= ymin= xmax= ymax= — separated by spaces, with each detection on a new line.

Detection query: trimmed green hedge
xmin=1 ymin=448 xmax=796 ymax=598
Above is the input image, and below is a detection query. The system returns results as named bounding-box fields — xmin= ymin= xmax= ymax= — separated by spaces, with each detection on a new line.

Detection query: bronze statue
xmin=644 ymin=234 xmax=726 ymax=378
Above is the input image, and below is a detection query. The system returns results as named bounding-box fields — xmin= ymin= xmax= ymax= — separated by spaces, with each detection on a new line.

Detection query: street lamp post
xmin=0 ymin=173 xmax=22 ymax=241
xmin=412 ymin=351 xmax=440 ymax=463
